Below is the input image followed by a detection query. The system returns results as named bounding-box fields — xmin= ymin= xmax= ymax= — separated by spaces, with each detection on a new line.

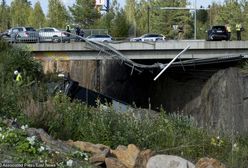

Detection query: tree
xmin=69 ymin=0 xmax=101 ymax=28
xmin=0 ymin=0 xmax=10 ymax=31
xmin=95 ymin=0 xmax=128 ymax=38
xmin=47 ymin=0 xmax=70 ymax=29
xmin=148 ymin=0 xmax=192 ymax=39
xmin=10 ymin=0 xmax=32 ymax=27
xmin=125 ymin=0 xmax=137 ymax=36
xmin=29 ymin=1 xmax=46 ymax=29
xmin=135 ymin=0 xmax=149 ymax=36
xmin=110 ymin=9 xmax=128 ymax=38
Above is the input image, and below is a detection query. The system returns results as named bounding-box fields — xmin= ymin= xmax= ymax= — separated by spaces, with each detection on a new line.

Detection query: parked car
xmin=207 ymin=26 xmax=228 ymax=41
xmin=130 ymin=33 xmax=166 ymax=42
xmin=38 ymin=27 xmax=68 ymax=42
xmin=86 ymin=34 xmax=112 ymax=42
xmin=8 ymin=27 xmax=39 ymax=43
xmin=0 ymin=29 xmax=10 ymax=38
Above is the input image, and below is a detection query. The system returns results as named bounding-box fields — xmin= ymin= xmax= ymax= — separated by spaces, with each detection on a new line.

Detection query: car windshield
xmin=26 ymin=27 xmax=36 ymax=31
xmin=89 ymin=34 xmax=110 ymax=38
xmin=212 ymin=26 xmax=226 ymax=30
xmin=143 ymin=34 xmax=161 ymax=38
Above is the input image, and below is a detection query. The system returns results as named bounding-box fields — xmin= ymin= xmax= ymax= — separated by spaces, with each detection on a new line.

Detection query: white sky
xmin=5 ymin=0 xmax=224 ymax=15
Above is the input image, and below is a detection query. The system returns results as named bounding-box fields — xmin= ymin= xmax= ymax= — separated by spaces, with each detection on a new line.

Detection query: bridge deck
xmin=16 ymin=40 xmax=248 ymax=60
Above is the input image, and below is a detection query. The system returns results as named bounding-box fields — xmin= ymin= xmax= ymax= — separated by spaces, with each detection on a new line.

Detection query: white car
xmin=38 ymin=27 xmax=67 ymax=42
xmin=86 ymin=34 xmax=112 ymax=42
xmin=130 ymin=33 xmax=166 ymax=42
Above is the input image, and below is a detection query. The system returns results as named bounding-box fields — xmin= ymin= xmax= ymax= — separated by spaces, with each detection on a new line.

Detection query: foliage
xmin=9 ymin=0 xmax=32 ymax=27
xmin=29 ymin=1 xmax=46 ymax=29
xmin=1 ymin=0 xmax=248 ymax=39
xmin=0 ymin=0 xmax=10 ymax=32
xmin=47 ymin=0 xmax=70 ymax=29
xmin=0 ymin=41 xmax=42 ymax=82
xmin=96 ymin=0 xmax=128 ymax=39
xmin=0 ymin=39 xmax=42 ymax=119
xmin=69 ymin=0 xmax=101 ymax=28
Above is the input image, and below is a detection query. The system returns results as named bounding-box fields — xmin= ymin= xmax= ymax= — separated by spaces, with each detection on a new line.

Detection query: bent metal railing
xmin=1 ymin=31 xmax=191 ymax=79
xmin=77 ymin=33 xmax=190 ymax=78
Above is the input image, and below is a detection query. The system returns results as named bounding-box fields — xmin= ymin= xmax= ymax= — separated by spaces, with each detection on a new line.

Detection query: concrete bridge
xmin=17 ymin=40 xmax=248 ymax=61
xmin=12 ymin=39 xmax=248 ymax=134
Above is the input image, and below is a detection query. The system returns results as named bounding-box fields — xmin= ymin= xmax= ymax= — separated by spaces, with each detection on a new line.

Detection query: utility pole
xmin=147 ymin=6 xmax=150 ymax=33
xmin=194 ymin=0 xmax=197 ymax=39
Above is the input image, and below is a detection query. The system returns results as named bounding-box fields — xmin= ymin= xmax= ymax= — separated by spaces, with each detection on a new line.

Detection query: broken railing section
xmin=83 ymin=37 xmax=191 ymax=76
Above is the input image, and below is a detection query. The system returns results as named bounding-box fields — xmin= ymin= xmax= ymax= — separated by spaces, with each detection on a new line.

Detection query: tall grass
xmin=20 ymin=93 xmax=248 ymax=167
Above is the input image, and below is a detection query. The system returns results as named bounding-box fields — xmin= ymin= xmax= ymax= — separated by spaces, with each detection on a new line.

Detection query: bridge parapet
xmin=15 ymin=40 xmax=248 ymax=60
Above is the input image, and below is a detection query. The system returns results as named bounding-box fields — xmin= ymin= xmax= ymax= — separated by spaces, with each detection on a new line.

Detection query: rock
xmin=105 ymin=157 xmax=128 ymax=168
xmin=134 ymin=149 xmax=155 ymax=168
xmin=26 ymin=128 xmax=75 ymax=154
xmin=66 ymin=140 xmax=109 ymax=154
xmin=89 ymin=148 xmax=110 ymax=166
xmin=146 ymin=154 xmax=195 ymax=168
xmin=111 ymin=144 xmax=140 ymax=168
xmin=195 ymin=157 xmax=225 ymax=168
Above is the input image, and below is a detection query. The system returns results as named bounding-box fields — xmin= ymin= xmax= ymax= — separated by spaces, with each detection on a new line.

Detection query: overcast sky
xmin=5 ymin=0 xmax=224 ymax=15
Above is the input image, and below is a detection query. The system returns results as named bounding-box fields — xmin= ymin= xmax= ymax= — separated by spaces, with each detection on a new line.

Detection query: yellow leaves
xmin=211 ymin=136 xmax=224 ymax=147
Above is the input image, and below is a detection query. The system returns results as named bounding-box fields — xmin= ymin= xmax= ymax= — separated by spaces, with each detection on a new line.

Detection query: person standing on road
xmin=226 ymin=24 xmax=231 ymax=40
xmin=75 ymin=26 xmax=80 ymax=36
xmin=236 ymin=23 xmax=242 ymax=40
xmin=66 ymin=25 xmax=71 ymax=42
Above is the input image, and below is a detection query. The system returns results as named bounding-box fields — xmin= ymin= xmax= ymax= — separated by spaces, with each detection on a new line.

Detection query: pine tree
xmin=110 ymin=9 xmax=128 ymax=38
xmin=29 ymin=1 xmax=46 ymax=29
xmin=10 ymin=0 xmax=32 ymax=27
xmin=148 ymin=0 xmax=192 ymax=39
xmin=125 ymin=0 xmax=137 ymax=36
xmin=69 ymin=0 xmax=101 ymax=28
xmin=135 ymin=0 xmax=149 ymax=36
xmin=0 ymin=0 xmax=10 ymax=31
xmin=47 ymin=0 xmax=70 ymax=29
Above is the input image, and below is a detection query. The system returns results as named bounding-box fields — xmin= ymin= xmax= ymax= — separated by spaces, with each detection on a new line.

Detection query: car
xmin=207 ymin=26 xmax=228 ymax=41
xmin=8 ymin=27 xmax=39 ymax=43
xmin=130 ymin=33 xmax=166 ymax=42
xmin=0 ymin=29 xmax=10 ymax=38
xmin=86 ymin=34 xmax=112 ymax=42
xmin=38 ymin=27 xmax=68 ymax=42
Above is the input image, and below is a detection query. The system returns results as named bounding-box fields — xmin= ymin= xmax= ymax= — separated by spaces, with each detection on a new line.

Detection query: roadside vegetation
xmin=1 ymin=38 xmax=248 ymax=167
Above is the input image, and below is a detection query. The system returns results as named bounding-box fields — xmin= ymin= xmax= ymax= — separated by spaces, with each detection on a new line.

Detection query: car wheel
xmin=52 ymin=36 xmax=61 ymax=43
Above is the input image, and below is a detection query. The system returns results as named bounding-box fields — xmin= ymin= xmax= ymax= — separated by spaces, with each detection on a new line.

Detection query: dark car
xmin=8 ymin=27 xmax=39 ymax=43
xmin=207 ymin=26 xmax=228 ymax=41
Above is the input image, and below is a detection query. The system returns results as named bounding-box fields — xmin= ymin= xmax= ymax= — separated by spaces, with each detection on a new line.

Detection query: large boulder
xmin=89 ymin=148 xmax=110 ymax=166
xmin=105 ymin=157 xmax=128 ymax=168
xmin=26 ymin=128 xmax=75 ymax=154
xmin=111 ymin=144 xmax=140 ymax=168
xmin=195 ymin=157 xmax=225 ymax=168
xmin=134 ymin=149 xmax=155 ymax=168
xmin=146 ymin=154 xmax=195 ymax=168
